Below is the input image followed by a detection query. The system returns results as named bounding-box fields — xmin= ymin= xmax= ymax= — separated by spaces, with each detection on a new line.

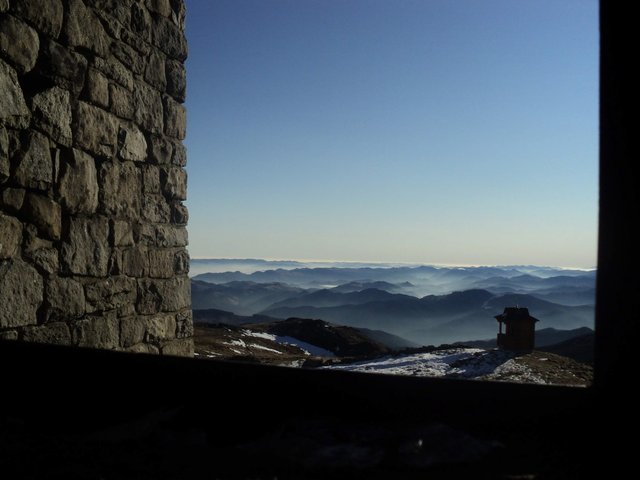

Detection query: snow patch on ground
xmin=323 ymin=348 xmax=546 ymax=384
xmin=250 ymin=343 xmax=283 ymax=354
xmin=224 ymin=339 xmax=247 ymax=348
xmin=242 ymin=330 xmax=277 ymax=341
xmin=276 ymin=336 xmax=335 ymax=357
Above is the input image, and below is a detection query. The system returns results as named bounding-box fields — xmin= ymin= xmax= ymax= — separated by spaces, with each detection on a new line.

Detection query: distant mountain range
xmin=190 ymin=262 xmax=595 ymax=346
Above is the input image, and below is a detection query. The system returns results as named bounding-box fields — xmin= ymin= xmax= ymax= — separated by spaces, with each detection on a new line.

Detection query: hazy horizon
xmin=185 ymin=1 xmax=598 ymax=268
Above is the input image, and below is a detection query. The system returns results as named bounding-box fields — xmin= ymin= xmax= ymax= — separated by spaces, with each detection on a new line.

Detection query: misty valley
xmin=190 ymin=259 xmax=595 ymax=385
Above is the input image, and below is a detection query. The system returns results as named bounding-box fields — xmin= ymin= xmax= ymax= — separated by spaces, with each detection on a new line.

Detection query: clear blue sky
xmin=184 ymin=0 xmax=598 ymax=268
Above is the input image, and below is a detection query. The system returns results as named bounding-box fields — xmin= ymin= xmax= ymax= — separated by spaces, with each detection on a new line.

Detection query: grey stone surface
xmin=141 ymin=193 xmax=170 ymax=223
xmin=136 ymin=275 xmax=189 ymax=314
xmin=174 ymin=249 xmax=189 ymax=275
xmin=0 ymin=0 xmax=7 ymax=12
xmin=161 ymin=166 xmax=187 ymax=200
xmin=35 ymin=39 xmax=88 ymax=96
xmin=134 ymin=81 xmax=163 ymax=133
xmin=0 ymin=124 xmax=7 ymax=181
xmin=165 ymin=58 xmax=186 ymax=102
xmin=30 ymin=86 xmax=73 ymax=147
xmin=148 ymin=133 xmax=173 ymax=164
xmin=171 ymin=201 xmax=188 ymax=225
xmin=12 ymin=0 xmax=64 ymax=38
xmin=63 ymin=0 xmax=110 ymax=57
xmin=85 ymin=275 xmax=137 ymax=314
xmin=147 ymin=0 xmax=172 ymax=18
xmin=120 ymin=316 xmax=146 ymax=348
xmin=142 ymin=165 xmax=161 ymax=193
xmin=14 ymin=131 xmax=52 ymax=190
xmin=145 ymin=313 xmax=176 ymax=343
xmin=0 ymin=213 xmax=22 ymax=259
xmin=148 ymin=249 xmax=174 ymax=278
xmin=171 ymin=140 xmax=186 ymax=166
xmin=45 ymin=276 xmax=86 ymax=321
xmin=0 ymin=330 xmax=18 ymax=341
xmin=161 ymin=338 xmax=193 ymax=357
xmin=112 ymin=220 xmax=134 ymax=246
xmin=125 ymin=342 xmax=159 ymax=354
xmin=175 ymin=309 xmax=193 ymax=339
xmin=73 ymin=314 xmax=120 ymax=349
xmin=111 ymin=39 xmax=144 ymax=75
xmin=93 ymin=56 xmax=134 ymax=90
xmin=155 ymin=225 xmax=188 ymax=247
xmin=152 ymin=14 xmax=187 ymax=61
xmin=144 ymin=49 xmax=166 ymax=90
xmin=58 ymin=148 xmax=99 ymax=214
xmin=1 ymin=187 xmax=26 ymax=213
xmin=61 ymin=216 xmax=110 ymax=276
xmin=130 ymin=1 xmax=152 ymax=42
xmin=108 ymin=82 xmax=134 ymax=119
xmin=22 ymin=323 xmax=72 ymax=346
xmin=28 ymin=247 xmax=59 ymax=275
xmin=0 ymin=258 xmax=43 ymax=329
xmin=163 ymin=95 xmax=186 ymax=139
xmin=0 ymin=58 xmax=30 ymax=128
xmin=75 ymin=101 xmax=119 ymax=156
xmin=22 ymin=193 xmax=62 ymax=240
xmin=0 ymin=15 xmax=39 ymax=74
xmin=118 ymin=123 xmax=148 ymax=161
xmin=122 ymin=244 xmax=148 ymax=277
xmin=99 ymin=161 xmax=141 ymax=218
xmin=83 ymin=68 xmax=110 ymax=108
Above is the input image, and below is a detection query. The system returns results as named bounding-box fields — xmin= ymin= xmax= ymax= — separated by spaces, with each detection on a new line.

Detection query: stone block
xmin=61 ymin=216 xmax=110 ymax=276
xmin=83 ymin=68 xmax=109 ymax=108
xmin=73 ymin=314 xmax=120 ymax=349
xmin=171 ymin=140 xmax=186 ymax=166
xmin=120 ymin=27 xmax=151 ymax=56
xmin=0 ymin=124 xmax=7 ymax=181
xmin=99 ymin=161 xmax=141 ymax=218
xmin=30 ymin=248 xmax=59 ymax=275
xmin=134 ymin=81 xmax=163 ymax=134
xmin=160 ymin=166 xmax=187 ymax=200
xmin=122 ymin=244 xmax=148 ymax=277
xmin=108 ymin=82 xmax=134 ymax=119
xmin=45 ymin=276 xmax=85 ymax=321
xmin=144 ymin=49 xmax=166 ymax=90
xmin=148 ymin=133 xmax=173 ymax=164
xmin=174 ymin=249 xmax=189 ymax=275
xmin=30 ymin=86 xmax=73 ymax=147
xmin=111 ymin=39 xmax=144 ymax=75
xmin=130 ymin=2 xmax=152 ymax=42
xmin=35 ymin=39 xmax=88 ymax=97
xmin=146 ymin=0 xmax=172 ymax=18
xmin=0 ymin=258 xmax=43 ymax=329
xmin=161 ymin=338 xmax=193 ymax=357
xmin=85 ymin=0 xmax=132 ymax=26
xmin=0 ymin=213 xmax=22 ymax=259
xmin=93 ymin=56 xmax=133 ymax=90
xmin=134 ymin=222 xmax=156 ymax=245
xmin=171 ymin=201 xmax=188 ymax=225
xmin=118 ymin=124 xmax=148 ymax=161
xmin=14 ymin=131 xmax=52 ymax=191
xmin=142 ymin=164 xmax=161 ymax=193
xmin=75 ymin=101 xmax=119 ymax=156
xmin=22 ymin=323 xmax=72 ymax=346
xmin=12 ymin=0 xmax=64 ymax=38
xmin=141 ymin=193 xmax=171 ymax=223
xmin=155 ymin=225 xmax=188 ymax=248
xmin=0 ymin=331 xmax=18 ymax=341
xmin=126 ymin=343 xmax=159 ymax=354
xmin=165 ymin=58 xmax=186 ymax=102
xmin=63 ymin=0 xmax=110 ymax=57
xmin=58 ymin=148 xmax=99 ymax=214
xmin=22 ymin=193 xmax=61 ymax=240
xmin=0 ymin=58 xmax=30 ymax=128
xmin=175 ymin=309 xmax=193 ymax=339
xmin=145 ymin=313 xmax=176 ymax=343
xmin=85 ymin=275 xmax=137 ymax=314
xmin=0 ymin=0 xmax=7 ymax=12
xmin=120 ymin=316 xmax=146 ymax=347
xmin=163 ymin=95 xmax=186 ymax=139
xmin=152 ymin=14 xmax=187 ymax=61
xmin=0 ymin=15 xmax=39 ymax=74
xmin=0 ymin=187 xmax=26 ymax=213
xmin=148 ymin=249 xmax=174 ymax=278
xmin=136 ymin=276 xmax=190 ymax=314
xmin=112 ymin=220 xmax=134 ymax=246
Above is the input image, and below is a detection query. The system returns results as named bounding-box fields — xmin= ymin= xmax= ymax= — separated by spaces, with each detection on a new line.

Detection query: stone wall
xmin=0 ymin=0 xmax=192 ymax=356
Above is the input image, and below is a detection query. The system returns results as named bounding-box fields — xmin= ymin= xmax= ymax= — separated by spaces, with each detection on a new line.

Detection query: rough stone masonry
xmin=0 ymin=0 xmax=192 ymax=356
